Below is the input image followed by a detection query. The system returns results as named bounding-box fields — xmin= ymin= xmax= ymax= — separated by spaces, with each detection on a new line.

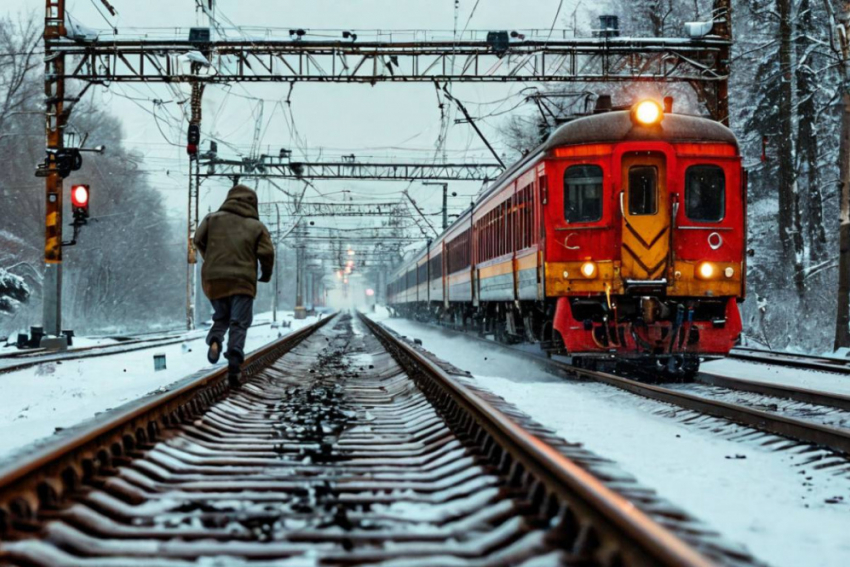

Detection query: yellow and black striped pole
xmin=43 ymin=0 xmax=66 ymax=338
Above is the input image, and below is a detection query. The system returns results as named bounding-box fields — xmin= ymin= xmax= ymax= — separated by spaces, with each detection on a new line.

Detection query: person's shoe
xmin=228 ymin=369 xmax=242 ymax=388
xmin=207 ymin=339 xmax=222 ymax=364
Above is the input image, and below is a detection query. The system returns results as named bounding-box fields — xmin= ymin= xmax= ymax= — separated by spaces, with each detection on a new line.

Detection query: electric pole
xmin=42 ymin=0 xmax=67 ymax=340
xmin=186 ymin=157 xmax=197 ymax=330
xmin=295 ymin=242 xmax=306 ymax=319
xmin=291 ymin=220 xmax=306 ymax=320
xmin=272 ymin=203 xmax=280 ymax=323
xmin=423 ymin=182 xmax=450 ymax=231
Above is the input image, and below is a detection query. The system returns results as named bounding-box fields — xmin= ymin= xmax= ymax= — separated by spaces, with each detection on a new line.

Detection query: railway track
xmin=395 ymin=319 xmax=850 ymax=460
xmin=728 ymin=346 xmax=850 ymax=374
xmin=694 ymin=371 xmax=850 ymax=412
xmin=0 ymin=330 xmax=191 ymax=360
xmin=0 ymin=324 xmax=271 ymax=375
xmin=0 ymin=312 xmax=759 ymax=566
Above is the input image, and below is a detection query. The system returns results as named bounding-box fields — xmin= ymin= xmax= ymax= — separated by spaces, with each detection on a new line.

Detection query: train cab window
xmin=685 ymin=165 xmax=725 ymax=222
xmin=628 ymin=166 xmax=658 ymax=215
xmin=564 ymin=165 xmax=603 ymax=223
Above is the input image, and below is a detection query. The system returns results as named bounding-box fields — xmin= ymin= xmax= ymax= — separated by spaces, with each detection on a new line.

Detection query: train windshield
xmin=685 ymin=165 xmax=725 ymax=222
xmin=564 ymin=165 xmax=603 ymax=223
xmin=628 ymin=166 xmax=658 ymax=215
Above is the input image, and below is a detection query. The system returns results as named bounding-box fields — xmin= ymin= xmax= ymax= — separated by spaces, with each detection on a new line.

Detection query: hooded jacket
xmin=193 ymin=185 xmax=275 ymax=300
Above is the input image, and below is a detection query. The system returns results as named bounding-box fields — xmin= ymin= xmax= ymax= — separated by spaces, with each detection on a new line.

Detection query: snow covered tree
xmin=0 ymin=268 xmax=30 ymax=315
xmin=826 ymin=0 xmax=850 ymax=349
xmin=0 ymin=14 xmax=39 ymax=137
xmin=795 ymin=0 xmax=827 ymax=262
xmin=776 ymin=0 xmax=806 ymax=291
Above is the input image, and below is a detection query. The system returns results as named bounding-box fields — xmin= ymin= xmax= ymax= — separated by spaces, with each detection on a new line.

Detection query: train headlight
xmin=580 ymin=261 xmax=597 ymax=279
xmin=632 ymin=100 xmax=664 ymax=126
xmin=697 ymin=262 xmax=716 ymax=280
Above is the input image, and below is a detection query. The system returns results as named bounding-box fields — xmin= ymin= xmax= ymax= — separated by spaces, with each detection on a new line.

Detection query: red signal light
xmin=71 ymin=185 xmax=89 ymax=208
xmin=70 ymin=184 xmax=90 ymax=226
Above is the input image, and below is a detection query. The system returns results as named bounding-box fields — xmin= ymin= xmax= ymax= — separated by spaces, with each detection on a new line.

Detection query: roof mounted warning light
xmin=631 ymin=100 xmax=664 ymax=126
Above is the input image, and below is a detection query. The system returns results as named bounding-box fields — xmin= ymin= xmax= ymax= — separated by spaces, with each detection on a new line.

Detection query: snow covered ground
xmin=371 ymin=310 xmax=850 ymax=567
xmin=0 ymin=311 xmax=319 ymax=459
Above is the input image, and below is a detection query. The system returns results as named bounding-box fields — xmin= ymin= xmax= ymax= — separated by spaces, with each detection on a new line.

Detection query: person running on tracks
xmin=194 ymin=184 xmax=275 ymax=387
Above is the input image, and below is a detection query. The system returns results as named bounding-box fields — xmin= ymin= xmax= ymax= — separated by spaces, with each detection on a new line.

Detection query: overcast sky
xmin=8 ymin=0 xmax=600 ymax=257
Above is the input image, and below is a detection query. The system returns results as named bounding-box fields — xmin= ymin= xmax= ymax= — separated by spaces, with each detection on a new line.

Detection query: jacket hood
xmin=219 ymin=185 xmax=260 ymax=219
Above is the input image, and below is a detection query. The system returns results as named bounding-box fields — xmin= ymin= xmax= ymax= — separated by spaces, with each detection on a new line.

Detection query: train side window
xmin=685 ymin=165 xmax=725 ymax=222
xmin=564 ymin=165 xmax=603 ymax=223
xmin=628 ymin=166 xmax=658 ymax=215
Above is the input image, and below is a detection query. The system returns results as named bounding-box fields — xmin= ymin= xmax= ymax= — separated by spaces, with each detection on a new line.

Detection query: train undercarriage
xmin=387 ymin=295 xmax=742 ymax=381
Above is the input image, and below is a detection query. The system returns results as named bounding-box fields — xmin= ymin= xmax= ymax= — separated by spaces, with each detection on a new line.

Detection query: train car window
xmin=517 ymin=188 xmax=526 ymax=249
xmin=447 ymin=229 xmax=471 ymax=273
xmin=564 ymin=165 xmax=603 ymax=223
xmin=429 ymin=252 xmax=442 ymax=279
xmin=503 ymin=207 xmax=506 ymax=255
xmin=628 ymin=166 xmax=658 ymax=215
xmin=685 ymin=165 xmax=725 ymax=222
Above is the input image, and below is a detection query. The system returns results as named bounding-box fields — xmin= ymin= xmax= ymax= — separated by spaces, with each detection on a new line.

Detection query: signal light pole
xmin=186 ymin=84 xmax=205 ymax=330
xmin=42 ymin=0 xmax=67 ymax=340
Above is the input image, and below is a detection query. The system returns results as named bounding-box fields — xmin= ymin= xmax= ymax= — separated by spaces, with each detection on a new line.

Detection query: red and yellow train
xmin=387 ymin=100 xmax=745 ymax=375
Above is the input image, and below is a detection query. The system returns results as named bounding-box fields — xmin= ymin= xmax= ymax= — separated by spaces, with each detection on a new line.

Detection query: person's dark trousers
xmin=207 ymin=294 xmax=254 ymax=372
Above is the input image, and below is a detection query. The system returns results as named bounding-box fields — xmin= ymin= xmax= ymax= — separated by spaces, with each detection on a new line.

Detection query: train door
xmin=620 ymin=152 xmax=669 ymax=282
xmin=537 ymin=169 xmax=546 ymax=299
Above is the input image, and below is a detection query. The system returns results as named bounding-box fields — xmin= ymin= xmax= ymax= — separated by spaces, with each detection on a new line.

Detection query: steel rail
xmin=360 ymin=314 xmax=716 ymax=567
xmin=0 ymin=334 xmax=183 ymax=360
xmin=0 ymin=335 xmax=189 ymax=363
xmin=0 ymin=328 xmax=191 ymax=359
xmin=729 ymin=347 xmax=850 ymax=374
xmin=566 ymin=366 xmax=850 ymax=455
xmin=0 ymin=315 xmax=333 ymax=515
xmin=696 ymin=371 xmax=850 ymax=412
xmin=0 ymin=324 xmax=272 ymax=375
xmin=393 ymin=320 xmax=850 ymax=456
